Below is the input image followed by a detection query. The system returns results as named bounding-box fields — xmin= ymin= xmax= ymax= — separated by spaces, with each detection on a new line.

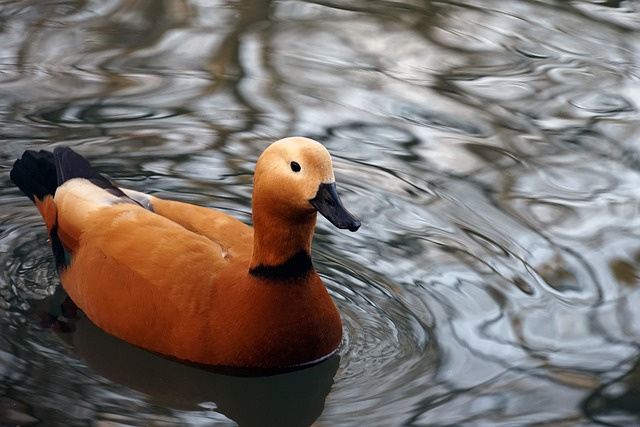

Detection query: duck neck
xmin=249 ymin=209 xmax=317 ymax=280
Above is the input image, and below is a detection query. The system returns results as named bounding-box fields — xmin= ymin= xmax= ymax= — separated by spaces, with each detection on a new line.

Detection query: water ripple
xmin=3 ymin=0 xmax=640 ymax=425
xmin=32 ymin=103 xmax=185 ymax=124
xmin=326 ymin=271 xmax=439 ymax=423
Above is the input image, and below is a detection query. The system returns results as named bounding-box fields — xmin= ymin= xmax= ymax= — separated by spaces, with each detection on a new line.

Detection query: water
xmin=1 ymin=0 xmax=640 ymax=425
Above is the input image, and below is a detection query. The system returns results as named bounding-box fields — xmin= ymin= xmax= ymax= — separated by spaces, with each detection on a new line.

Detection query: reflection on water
xmin=55 ymin=298 xmax=339 ymax=426
xmin=2 ymin=0 xmax=640 ymax=425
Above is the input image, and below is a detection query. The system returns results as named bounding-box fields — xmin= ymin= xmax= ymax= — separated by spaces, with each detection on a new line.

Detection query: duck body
xmin=11 ymin=138 xmax=360 ymax=368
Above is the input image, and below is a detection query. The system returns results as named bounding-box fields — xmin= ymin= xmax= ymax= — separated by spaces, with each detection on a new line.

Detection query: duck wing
xmin=11 ymin=147 xmax=250 ymax=327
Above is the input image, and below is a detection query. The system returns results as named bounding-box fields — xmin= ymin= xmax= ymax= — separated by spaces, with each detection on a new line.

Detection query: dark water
xmin=1 ymin=0 xmax=640 ymax=425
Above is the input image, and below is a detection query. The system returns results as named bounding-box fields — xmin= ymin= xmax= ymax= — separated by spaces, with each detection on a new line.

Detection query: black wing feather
xmin=53 ymin=147 xmax=130 ymax=199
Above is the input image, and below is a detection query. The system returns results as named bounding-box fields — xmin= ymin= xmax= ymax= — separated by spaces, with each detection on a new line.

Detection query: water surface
xmin=2 ymin=0 xmax=640 ymax=425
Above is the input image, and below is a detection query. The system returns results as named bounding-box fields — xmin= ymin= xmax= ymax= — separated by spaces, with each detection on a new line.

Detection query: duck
xmin=10 ymin=137 xmax=361 ymax=369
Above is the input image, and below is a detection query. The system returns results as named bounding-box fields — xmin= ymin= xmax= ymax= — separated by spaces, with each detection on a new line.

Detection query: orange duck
xmin=10 ymin=137 xmax=360 ymax=368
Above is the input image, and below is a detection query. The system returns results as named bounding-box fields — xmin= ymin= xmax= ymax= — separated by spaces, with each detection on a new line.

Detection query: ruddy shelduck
xmin=10 ymin=137 xmax=361 ymax=368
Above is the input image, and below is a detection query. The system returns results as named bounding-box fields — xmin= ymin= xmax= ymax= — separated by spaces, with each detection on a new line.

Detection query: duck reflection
xmin=39 ymin=294 xmax=339 ymax=427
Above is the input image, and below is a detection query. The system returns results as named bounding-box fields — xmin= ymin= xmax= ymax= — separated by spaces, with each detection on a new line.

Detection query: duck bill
xmin=309 ymin=182 xmax=361 ymax=232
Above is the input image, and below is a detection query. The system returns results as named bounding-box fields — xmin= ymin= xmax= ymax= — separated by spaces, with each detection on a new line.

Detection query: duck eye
xmin=290 ymin=161 xmax=301 ymax=172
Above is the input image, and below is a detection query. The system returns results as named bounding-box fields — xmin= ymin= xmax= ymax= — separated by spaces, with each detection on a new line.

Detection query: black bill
xmin=309 ymin=182 xmax=361 ymax=232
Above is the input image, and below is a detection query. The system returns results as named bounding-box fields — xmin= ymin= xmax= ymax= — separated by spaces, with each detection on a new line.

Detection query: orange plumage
xmin=11 ymin=137 xmax=360 ymax=368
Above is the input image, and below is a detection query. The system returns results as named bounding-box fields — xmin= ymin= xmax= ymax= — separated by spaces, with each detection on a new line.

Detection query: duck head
xmin=250 ymin=137 xmax=360 ymax=269
xmin=253 ymin=137 xmax=360 ymax=231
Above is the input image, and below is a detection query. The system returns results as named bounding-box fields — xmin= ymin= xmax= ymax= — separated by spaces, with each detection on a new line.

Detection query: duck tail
xmin=10 ymin=149 xmax=58 ymax=203
xmin=11 ymin=149 xmax=67 ymax=271
xmin=11 ymin=147 xmax=132 ymax=272
xmin=11 ymin=146 xmax=132 ymax=201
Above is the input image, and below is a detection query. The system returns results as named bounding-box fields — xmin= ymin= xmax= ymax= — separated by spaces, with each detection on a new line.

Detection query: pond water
xmin=1 ymin=0 xmax=640 ymax=425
